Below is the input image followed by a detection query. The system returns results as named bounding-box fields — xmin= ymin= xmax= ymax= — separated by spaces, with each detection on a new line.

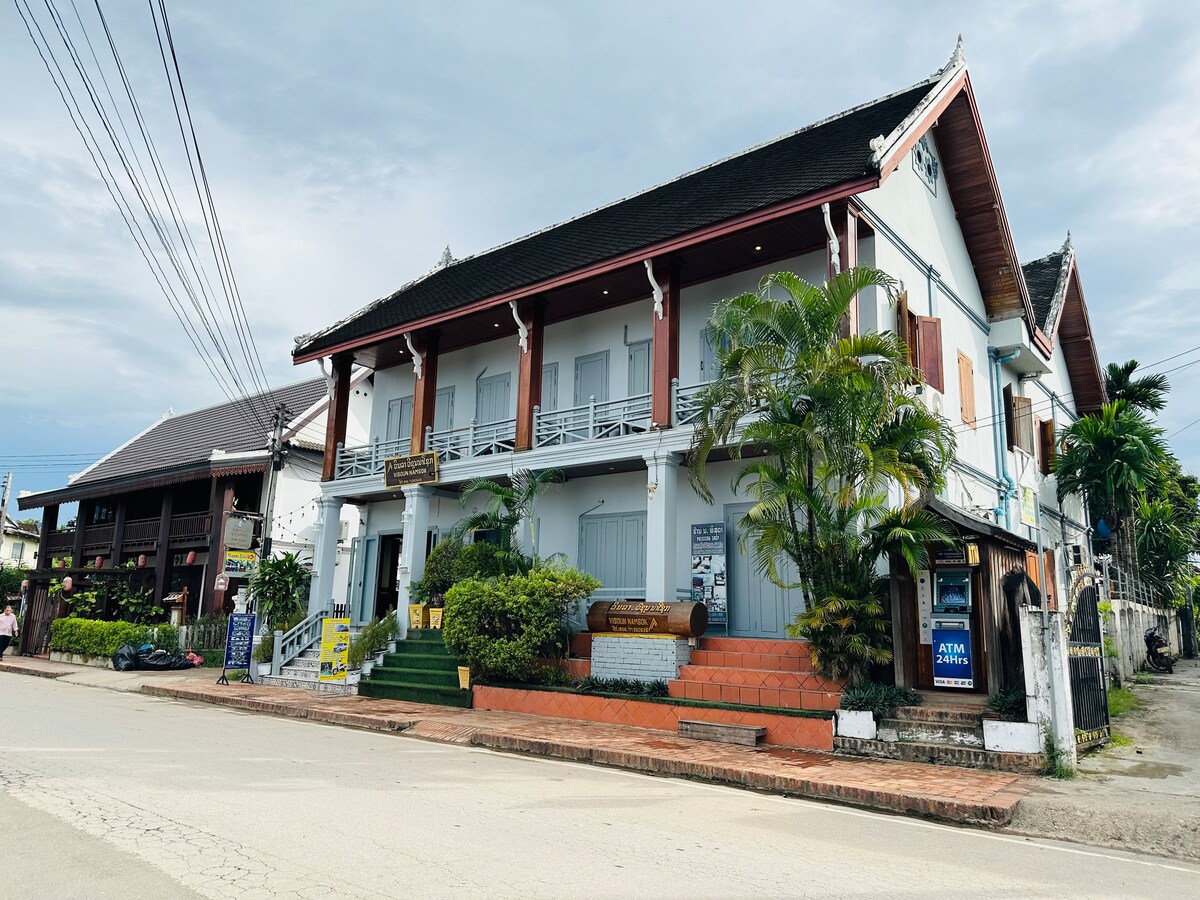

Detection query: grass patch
xmin=1133 ymin=671 xmax=1154 ymax=685
xmin=1108 ymin=731 xmax=1134 ymax=748
xmin=1108 ymin=686 xmax=1141 ymax=719
xmin=1044 ymin=731 xmax=1075 ymax=779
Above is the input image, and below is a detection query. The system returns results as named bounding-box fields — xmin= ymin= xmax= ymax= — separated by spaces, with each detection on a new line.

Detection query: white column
xmin=308 ymin=495 xmax=344 ymax=615
xmin=644 ymin=451 xmax=679 ymax=602
xmin=397 ymin=484 xmax=433 ymax=638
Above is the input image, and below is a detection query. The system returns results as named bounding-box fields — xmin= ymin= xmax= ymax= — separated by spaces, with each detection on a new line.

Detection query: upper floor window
xmin=10 ymin=541 xmax=24 ymax=562
xmin=897 ymin=292 xmax=944 ymax=392
xmin=913 ymin=134 xmax=939 ymax=196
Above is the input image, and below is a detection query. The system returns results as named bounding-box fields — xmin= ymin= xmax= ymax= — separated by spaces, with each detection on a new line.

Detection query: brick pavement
xmin=141 ymin=681 xmax=1032 ymax=826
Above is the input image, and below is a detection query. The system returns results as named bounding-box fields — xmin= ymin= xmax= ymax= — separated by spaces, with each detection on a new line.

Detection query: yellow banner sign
xmin=319 ymin=618 xmax=351 ymax=682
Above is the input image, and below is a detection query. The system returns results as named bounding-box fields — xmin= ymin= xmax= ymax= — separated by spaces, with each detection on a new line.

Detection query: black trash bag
xmin=112 ymin=644 xmax=140 ymax=671
xmin=135 ymin=647 xmax=196 ymax=670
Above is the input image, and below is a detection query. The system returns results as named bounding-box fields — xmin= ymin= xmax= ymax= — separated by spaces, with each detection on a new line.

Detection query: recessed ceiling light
xmin=493 ymin=323 xmax=500 ymax=328
xmin=754 ymin=245 xmax=762 ymax=251
xmin=602 ymin=290 xmax=609 ymax=295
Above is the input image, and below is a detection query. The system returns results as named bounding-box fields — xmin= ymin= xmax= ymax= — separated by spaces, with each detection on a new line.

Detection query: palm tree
xmin=1053 ymin=399 xmax=1169 ymax=532
xmin=1134 ymin=497 xmax=1195 ymax=603
xmin=689 ymin=267 xmax=957 ymax=684
xmin=1105 ymin=360 xmax=1169 ymax=413
xmin=454 ymin=468 xmax=565 ymax=573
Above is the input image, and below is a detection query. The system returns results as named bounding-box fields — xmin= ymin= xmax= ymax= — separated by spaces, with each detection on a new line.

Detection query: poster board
xmin=690 ymin=523 xmax=727 ymax=626
xmin=224 ymin=549 xmax=258 ymax=576
xmin=319 ymin=618 xmax=351 ymax=682
xmin=218 ymin=613 xmax=256 ymax=684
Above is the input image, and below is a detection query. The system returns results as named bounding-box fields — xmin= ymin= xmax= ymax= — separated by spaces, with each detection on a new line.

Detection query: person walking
xmin=0 ymin=604 xmax=17 ymax=659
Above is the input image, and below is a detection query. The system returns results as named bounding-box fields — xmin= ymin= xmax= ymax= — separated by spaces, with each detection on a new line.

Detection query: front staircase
xmin=259 ymin=634 xmax=358 ymax=695
xmin=668 ymin=637 xmax=843 ymax=712
xmin=358 ymin=629 xmax=472 ymax=708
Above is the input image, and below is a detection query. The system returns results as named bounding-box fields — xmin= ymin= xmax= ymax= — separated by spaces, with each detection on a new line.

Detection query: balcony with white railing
xmin=426 ymin=418 xmax=517 ymax=462
xmin=334 ymin=436 xmax=411 ymax=479
xmin=533 ymin=392 xmax=653 ymax=448
xmin=672 ymin=378 xmax=708 ymax=427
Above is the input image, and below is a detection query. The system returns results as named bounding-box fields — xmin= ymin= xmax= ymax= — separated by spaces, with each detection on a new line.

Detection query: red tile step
xmin=699 ymin=637 xmax=809 ymax=656
xmin=668 ymin=638 xmax=844 ymax=712
xmin=668 ymin=678 xmax=840 ymax=711
xmin=676 ymin=665 xmax=836 ymax=692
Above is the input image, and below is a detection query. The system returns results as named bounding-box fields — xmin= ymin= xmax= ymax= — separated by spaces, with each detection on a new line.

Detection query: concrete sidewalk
xmin=0 ymin=655 xmax=217 ymax=692
xmin=134 ymin=679 xmax=1031 ymax=827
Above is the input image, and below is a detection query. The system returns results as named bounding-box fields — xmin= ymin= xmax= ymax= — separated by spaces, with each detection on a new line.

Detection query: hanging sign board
xmin=1020 ymin=486 xmax=1038 ymax=528
xmin=224 ymin=549 xmax=258 ymax=576
xmin=932 ymin=627 xmax=974 ymax=688
xmin=384 ymin=452 xmax=439 ymax=488
xmin=319 ymin=618 xmax=351 ymax=682
xmin=224 ymin=515 xmax=255 ymax=551
xmin=690 ymin=523 xmax=727 ymax=625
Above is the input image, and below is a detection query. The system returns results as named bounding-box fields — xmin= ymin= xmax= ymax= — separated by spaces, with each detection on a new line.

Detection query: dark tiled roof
xmin=296 ymin=80 xmax=937 ymax=358
xmin=1022 ymin=252 xmax=1064 ymax=332
xmin=68 ymin=379 xmax=326 ymax=489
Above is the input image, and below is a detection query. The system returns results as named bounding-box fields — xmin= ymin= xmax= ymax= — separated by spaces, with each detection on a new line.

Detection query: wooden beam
xmin=651 ymin=259 xmax=681 ymax=429
xmin=320 ymin=354 xmax=353 ymax=482
xmin=410 ymin=332 xmax=440 ymax=452
xmin=70 ymin=501 xmax=86 ymax=571
xmin=514 ymin=300 xmax=546 ymax=451
xmin=37 ymin=504 xmax=58 ymax=570
xmin=203 ymin=479 xmax=236 ymax=616
xmin=153 ymin=490 xmax=174 ymax=603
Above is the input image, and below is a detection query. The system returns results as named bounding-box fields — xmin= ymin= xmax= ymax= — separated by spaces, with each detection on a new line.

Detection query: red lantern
xmin=137 ymin=554 xmax=147 ymax=568
xmin=62 ymin=576 xmax=74 ymax=596
xmin=185 ymin=550 xmax=197 ymax=566
xmin=94 ymin=556 xmax=104 ymax=569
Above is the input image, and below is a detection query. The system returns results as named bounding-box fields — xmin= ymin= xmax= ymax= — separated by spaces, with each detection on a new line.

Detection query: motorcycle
xmin=1144 ymin=626 xmax=1173 ymax=674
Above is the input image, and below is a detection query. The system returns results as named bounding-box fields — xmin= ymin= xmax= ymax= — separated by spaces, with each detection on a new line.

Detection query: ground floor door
xmin=373 ymin=534 xmax=403 ymax=619
xmin=350 ymin=536 xmax=378 ymax=625
xmin=578 ymin=511 xmax=646 ymax=599
xmin=725 ymin=503 xmax=803 ymax=639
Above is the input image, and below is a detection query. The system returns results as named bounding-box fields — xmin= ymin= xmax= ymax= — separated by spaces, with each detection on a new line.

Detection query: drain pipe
xmin=988 ymin=347 xmax=1021 ymax=529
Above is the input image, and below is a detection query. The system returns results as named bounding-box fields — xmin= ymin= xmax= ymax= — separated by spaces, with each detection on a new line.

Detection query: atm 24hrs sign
xmin=932 ymin=629 xmax=974 ymax=688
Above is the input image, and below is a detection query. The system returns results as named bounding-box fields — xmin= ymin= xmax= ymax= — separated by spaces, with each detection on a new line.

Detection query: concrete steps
xmin=834 ymin=735 xmax=1043 ymax=775
xmin=358 ymin=630 xmax=471 ymax=708
xmin=669 ymin=637 xmax=842 ymax=712
xmin=878 ymin=705 xmax=985 ymax=748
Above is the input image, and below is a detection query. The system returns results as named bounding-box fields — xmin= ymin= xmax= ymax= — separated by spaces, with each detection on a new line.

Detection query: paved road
xmin=2 ymin=676 xmax=1197 ymax=899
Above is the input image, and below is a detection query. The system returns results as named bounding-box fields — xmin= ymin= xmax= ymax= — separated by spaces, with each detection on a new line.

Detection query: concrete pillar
xmin=308 ymin=495 xmax=344 ymax=615
xmin=1020 ymin=607 xmax=1077 ymax=769
xmin=644 ymin=451 xmax=679 ymax=602
xmin=397 ymin=484 xmax=433 ymax=638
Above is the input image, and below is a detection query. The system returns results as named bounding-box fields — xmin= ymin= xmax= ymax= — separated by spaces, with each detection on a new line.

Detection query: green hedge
xmin=49 ymin=619 xmax=180 ymax=657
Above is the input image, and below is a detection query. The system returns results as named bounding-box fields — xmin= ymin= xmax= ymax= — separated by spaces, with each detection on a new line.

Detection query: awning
xmin=925 ymin=497 xmax=1036 ymax=551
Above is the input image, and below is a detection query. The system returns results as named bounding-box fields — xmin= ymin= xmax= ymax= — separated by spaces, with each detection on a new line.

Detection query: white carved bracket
xmin=822 ymin=203 xmax=841 ymax=276
xmin=644 ymin=259 xmax=664 ymax=320
xmin=509 ymin=300 xmax=528 ymax=353
xmin=403 ymin=332 xmax=424 ymax=380
xmin=317 ymin=357 xmax=335 ymax=396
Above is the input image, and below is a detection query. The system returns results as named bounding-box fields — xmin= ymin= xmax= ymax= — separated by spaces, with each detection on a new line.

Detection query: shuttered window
xmin=895 ymin=294 xmax=944 ymax=391
xmin=1038 ymin=419 xmax=1056 ymax=476
xmin=957 ymin=351 xmax=976 ymax=427
xmin=1004 ymin=385 xmax=1035 ymax=455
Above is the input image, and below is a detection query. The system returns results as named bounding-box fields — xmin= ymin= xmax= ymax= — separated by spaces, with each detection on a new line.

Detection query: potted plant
xmin=349 ymin=628 xmax=373 ymax=678
xmin=253 ymin=636 xmax=273 ymax=678
xmin=384 ymin=611 xmax=400 ymax=653
xmin=429 ymin=593 xmax=446 ymax=629
xmin=836 ymin=683 xmax=921 ymax=740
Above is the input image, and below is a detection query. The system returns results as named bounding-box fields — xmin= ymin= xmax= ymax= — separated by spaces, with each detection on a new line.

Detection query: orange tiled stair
xmin=668 ymin=637 xmax=843 ymax=711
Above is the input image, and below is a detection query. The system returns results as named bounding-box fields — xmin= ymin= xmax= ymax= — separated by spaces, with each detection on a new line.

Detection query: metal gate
xmin=18 ymin=582 xmax=56 ymax=657
xmin=1066 ymin=572 xmax=1110 ymax=748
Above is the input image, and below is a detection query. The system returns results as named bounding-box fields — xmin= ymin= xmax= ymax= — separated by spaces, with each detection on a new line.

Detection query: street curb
xmin=0 ymin=661 xmax=70 ymax=679
xmin=140 ymin=683 xmax=1027 ymax=826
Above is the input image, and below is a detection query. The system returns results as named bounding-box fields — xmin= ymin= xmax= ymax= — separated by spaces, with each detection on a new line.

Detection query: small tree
xmin=248 ymin=552 xmax=311 ymax=633
xmin=453 ymin=469 xmax=564 ymax=573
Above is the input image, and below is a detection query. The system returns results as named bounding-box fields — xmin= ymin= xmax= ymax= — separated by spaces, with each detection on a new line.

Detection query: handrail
xmin=334 ymin=436 xmax=412 ymax=479
xmin=270 ymin=599 xmax=331 ymax=677
xmin=426 ymin=418 xmax=516 ymax=461
xmin=533 ymin=392 xmax=652 ymax=447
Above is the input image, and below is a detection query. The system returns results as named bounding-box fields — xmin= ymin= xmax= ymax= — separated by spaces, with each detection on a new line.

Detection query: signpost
xmin=319 ymin=618 xmax=351 ymax=682
xmin=932 ymin=627 xmax=974 ymax=688
xmin=690 ymin=523 xmax=727 ymax=626
xmin=218 ymin=613 xmax=256 ymax=685
xmin=383 ymin=452 xmax=439 ymax=489
xmin=224 ymin=515 xmax=256 ymax=551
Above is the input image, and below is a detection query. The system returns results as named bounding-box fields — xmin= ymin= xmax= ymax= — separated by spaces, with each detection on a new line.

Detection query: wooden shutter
xmin=957 ymin=351 xmax=976 ymax=427
xmin=896 ymin=291 xmax=913 ymax=365
xmin=1043 ymin=549 xmax=1058 ymax=611
xmin=1004 ymin=385 xmax=1034 ymax=454
xmin=915 ymin=316 xmax=943 ymax=392
xmin=1038 ymin=419 xmax=1056 ymax=475
xmin=1024 ymin=549 xmax=1043 ymax=608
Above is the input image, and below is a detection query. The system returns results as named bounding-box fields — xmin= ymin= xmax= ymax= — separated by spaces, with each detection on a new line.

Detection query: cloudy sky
xmin=2 ymin=0 xmax=1198 ymax=514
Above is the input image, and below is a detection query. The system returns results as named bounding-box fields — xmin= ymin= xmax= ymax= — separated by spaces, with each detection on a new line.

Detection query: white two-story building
xmin=294 ymin=43 xmax=1105 ymax=715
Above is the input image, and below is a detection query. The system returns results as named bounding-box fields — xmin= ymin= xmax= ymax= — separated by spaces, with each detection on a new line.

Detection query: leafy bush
xmin=49 ymin=619 xmax=179 ymax=657
xmin=249 ymin=552 xmax=311 ymax=633
xmin=986 ymin=686 xmax=1027 ymax=718
xmin=442 ymin=564 xmax=599 ymax=681
xmin=576 ymin=676 xmax=669 ymax=697
xmin=838 ymin=682 xmax=921 ymax=719
xmin=411 ymin=538 xmax=464 ymax=605
xmin=348 ymin=618 xmax=385 ymax=669
xmin=451 ymin=541 xmax=505 ymax=584
xmin=253 ymin=637 xmax=274 ymax=664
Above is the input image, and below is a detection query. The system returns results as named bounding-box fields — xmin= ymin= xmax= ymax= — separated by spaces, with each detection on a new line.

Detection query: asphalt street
xmin=1 ymin=674 xmax=1197 ymax=899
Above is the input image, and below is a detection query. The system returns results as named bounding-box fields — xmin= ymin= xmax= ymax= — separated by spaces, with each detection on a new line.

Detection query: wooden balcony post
xmin=110 ymin=497 xmax=127 ymax=567
xmin=321 ymin=354 xmax=353 ymax=482
xmin=71 ymin=502 xmax=86 ymax=571
xmin=202 ymin=478 xmax=236 ymax=616
xmin=37 ymin=504 xmax=58 ymax=570
xmin=515 ymin=300 xmax=545 ymax=451
xmin=651 ymin=259 xmax=680 ymax=430
xmin=410 ymin=333 xmax=440 ymax=452
xmin=153 ymin=490 xmax=174 ymax=603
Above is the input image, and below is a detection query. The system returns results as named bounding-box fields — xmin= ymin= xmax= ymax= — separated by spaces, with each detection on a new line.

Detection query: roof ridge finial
xmin=437 ymin=245 xmax=456 ymax=269
xmin=1062 ymin=230 xmax=1073 ymax=252
xmin=950 ymin=34 xmax=966 ymax=69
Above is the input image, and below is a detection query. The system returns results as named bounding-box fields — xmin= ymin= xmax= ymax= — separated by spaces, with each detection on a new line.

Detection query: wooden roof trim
xmin=1055 ymin=256 xmax=1107 ymax=415
xmin=292 ymin=176 xmax=880 ymax=365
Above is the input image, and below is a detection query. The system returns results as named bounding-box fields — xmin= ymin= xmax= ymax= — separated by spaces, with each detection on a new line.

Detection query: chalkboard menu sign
xmin=218 ymin=613 xmax=256 ymax=684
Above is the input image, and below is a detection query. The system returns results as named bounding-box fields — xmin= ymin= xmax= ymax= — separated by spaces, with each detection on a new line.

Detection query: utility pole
xmin=259 ymin=405 xmax=287 ymax=561
xmin=0 ymin=472 xmax=11 ymax=529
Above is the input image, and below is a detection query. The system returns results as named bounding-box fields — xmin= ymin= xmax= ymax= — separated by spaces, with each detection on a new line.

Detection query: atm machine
xmin=931 ymin=570 xmax=974 ymax=689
